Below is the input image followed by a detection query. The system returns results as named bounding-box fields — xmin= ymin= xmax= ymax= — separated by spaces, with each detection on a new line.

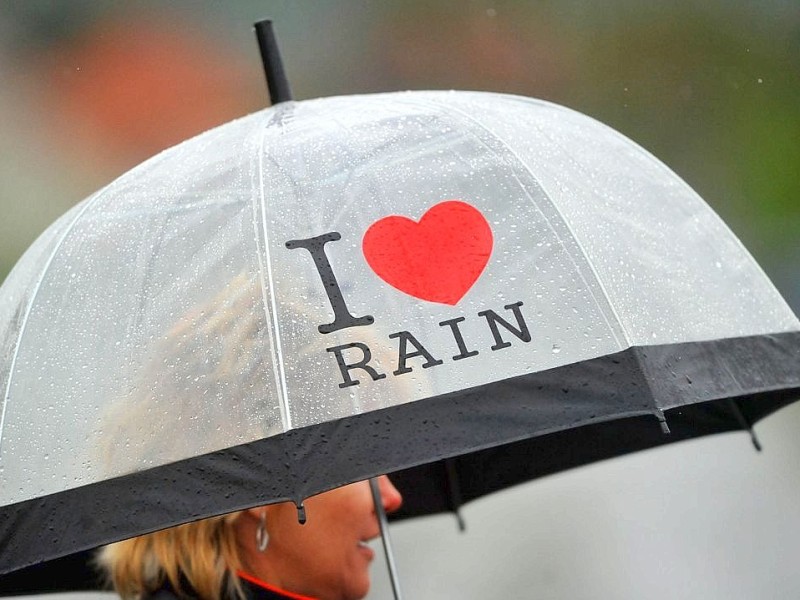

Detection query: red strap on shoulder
xmin=236 ymin=570 xmax=318 ymax=600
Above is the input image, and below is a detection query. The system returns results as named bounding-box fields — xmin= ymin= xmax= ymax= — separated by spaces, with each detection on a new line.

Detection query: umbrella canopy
xmin=1 ymin=90 xmax=798 ymax=583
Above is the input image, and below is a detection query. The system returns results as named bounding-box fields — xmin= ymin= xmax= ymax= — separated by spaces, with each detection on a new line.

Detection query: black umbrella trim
xmin=0 ymin=331 xmax=798 ymax=588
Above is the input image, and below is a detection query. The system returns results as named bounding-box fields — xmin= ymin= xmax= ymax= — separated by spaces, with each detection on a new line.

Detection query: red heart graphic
xmin=362 ymin=200 xmax=493 ymax=305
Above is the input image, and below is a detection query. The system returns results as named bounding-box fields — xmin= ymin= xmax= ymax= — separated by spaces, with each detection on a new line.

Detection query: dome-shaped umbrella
xmin=0 ymin=20 xmax=798 ymax=598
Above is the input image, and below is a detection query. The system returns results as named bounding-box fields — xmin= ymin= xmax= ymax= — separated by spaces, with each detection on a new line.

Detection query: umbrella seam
xmin=418 ymin=92 xmax=631 ymax=349
xmin=0 ymin=193 xmax=103 ymax=455
xmin=254 ymin=114 xmax=293 ymax=431
xmin=630 ymin=346 xmax=669 ymax=424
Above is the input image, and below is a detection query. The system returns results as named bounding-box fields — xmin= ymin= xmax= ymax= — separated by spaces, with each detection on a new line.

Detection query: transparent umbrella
xmin=0 ymin=22 xmax=798 ymax=598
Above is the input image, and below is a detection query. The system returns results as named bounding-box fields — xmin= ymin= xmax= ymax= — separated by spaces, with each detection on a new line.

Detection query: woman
xmin=97 ymin=269 xmax=405 ymax=599
xmin=99 ymin=475 xmax=403 ymax=600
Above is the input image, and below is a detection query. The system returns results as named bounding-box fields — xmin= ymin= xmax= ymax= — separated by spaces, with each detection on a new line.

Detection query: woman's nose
xmin=379 ymin=475 xmax=403 ymax=514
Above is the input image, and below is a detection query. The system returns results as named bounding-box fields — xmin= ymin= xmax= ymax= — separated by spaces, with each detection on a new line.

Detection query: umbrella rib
xmin=300 ymin=100 xmax=370 ymax=233
xmin=0 ymin=195 xmax=101 ymax=455
xmin=630 ymin=347 xmax=671 ymax=433
xmin=418 ymin=94 xmax=630 ymax=348
xmin=255 ymin=119 xmax=293 ymax=431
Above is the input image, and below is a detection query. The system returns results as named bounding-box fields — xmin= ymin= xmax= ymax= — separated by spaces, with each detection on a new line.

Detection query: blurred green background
xmin=1 ymin=2 xmax=798 ymax=599
xmin=1 ymin=1 xmax=797 ymax=310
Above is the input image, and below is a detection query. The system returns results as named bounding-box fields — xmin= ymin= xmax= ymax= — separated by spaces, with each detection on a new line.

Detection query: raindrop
xmin=551 ymin=344 xmax=561 ymax=354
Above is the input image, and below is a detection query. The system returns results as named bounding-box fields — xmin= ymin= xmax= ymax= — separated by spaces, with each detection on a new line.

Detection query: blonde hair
xmin=94 ymin=274 xmax=269 ymax=599
xmin=97 ymin=513 xmax=246 ymax=600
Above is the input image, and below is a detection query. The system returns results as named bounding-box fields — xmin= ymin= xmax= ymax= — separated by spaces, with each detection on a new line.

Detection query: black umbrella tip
xmin=296 ymin=502 xmax=307 ymax=525
xmin=254 ymin=19 xmax=293 ymax=105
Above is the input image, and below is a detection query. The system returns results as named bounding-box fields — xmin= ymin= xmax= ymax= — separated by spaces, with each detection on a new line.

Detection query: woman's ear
xmin=243 ymin=506 xmax=267 ymax=521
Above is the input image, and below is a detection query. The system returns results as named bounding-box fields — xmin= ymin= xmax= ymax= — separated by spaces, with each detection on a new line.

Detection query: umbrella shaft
xmin=370 ymin=477 xmax=403 ymax=600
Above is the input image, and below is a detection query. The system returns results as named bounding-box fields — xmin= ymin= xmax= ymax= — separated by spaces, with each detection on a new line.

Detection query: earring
xmin=256 ymin=512 xmax=268 ymax=552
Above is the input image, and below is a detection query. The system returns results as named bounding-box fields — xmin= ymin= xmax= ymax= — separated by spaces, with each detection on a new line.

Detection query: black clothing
xmin=143 ymin=573 xmax=316 ymax=600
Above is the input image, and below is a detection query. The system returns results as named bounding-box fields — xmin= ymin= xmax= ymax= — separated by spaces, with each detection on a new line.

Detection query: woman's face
xmin=256 ymin=475 xmax=403 ymax=600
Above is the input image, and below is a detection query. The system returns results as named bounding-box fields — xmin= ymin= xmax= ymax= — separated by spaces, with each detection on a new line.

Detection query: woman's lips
xmin=357 ymin=540 xmax=375 ymax=561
